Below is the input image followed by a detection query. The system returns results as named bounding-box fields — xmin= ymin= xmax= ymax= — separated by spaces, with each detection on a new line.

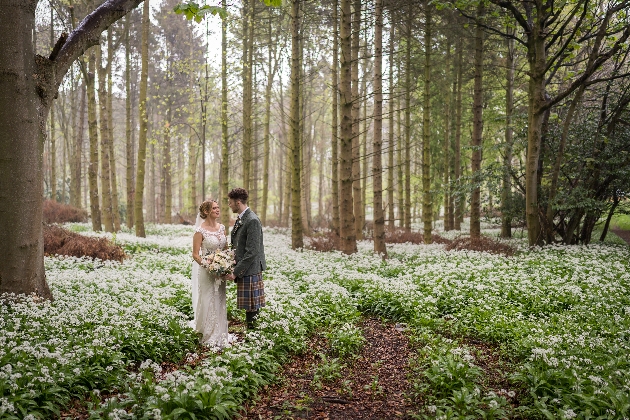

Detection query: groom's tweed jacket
xmin=231 ymin=208 xmax=266 ymax=278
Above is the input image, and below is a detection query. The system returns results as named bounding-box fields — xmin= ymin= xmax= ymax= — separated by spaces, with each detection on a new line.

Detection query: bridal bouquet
xmin=200 ymin=248 xmax=236 ymax=276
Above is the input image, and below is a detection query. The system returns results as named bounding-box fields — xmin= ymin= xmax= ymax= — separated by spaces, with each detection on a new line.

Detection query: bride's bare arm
xmin=192 ymin=232 xmax=203 ymax=264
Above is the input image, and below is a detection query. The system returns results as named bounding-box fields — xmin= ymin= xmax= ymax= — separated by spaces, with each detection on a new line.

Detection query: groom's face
xmin=228 ymin=198 xmax=240 ymax=214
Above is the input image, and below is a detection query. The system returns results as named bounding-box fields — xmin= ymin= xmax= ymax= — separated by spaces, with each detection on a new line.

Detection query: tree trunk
xmin=373 ymin=0 xmax=387 ymax=256
xmin=289 ymin=0 xmax=303 ymax=248
xmin=87 ymin=51 xmax=102 ymax=231
xmin=404 ymin=12 xmax=412 ymax=233
xmin=72 ymin=82 xmax=85 ymax=209
xmin=242 ymin=0 xmax=253 ymax=192
xmin=164 ymin=105 xmax=172 ymax=224
xmin=360 ymin=67 xmax=369 ymax=234
xmin=261 ymin=15 xmax=274 ymax=226
xmin=470 ymin=2 xmax=484 ymax=239
xmin=0 ymin=6 xmax=51 ymax=298
xmin=501 ymin=27 xmax=515 ymax=238
xmin=331 ymin=0 xmax=340 ymax=236
xmin=352 ymin=0 xmax=363 ymax=240
xmin=453 ymin=33 xmax=463 ymax=231
xmin=125 ymin=15 xmax=135 ymax=228
xmin=599 ymin=192 xmax=619 ymax=242
xmin=107 ymin=29 xmax=120 ymax=231
xmin=525 ymin=23 xmax=546 ymax=246
xmin=135 ymin=0 xmax=150 ymax=237
xmin=339 ymin=0 xmax=357 ymax=253
xmin=50 ymin=8 xmax=57 ymax=202
xmin=396 ymin=61 xmax=403 ymax=229
xmin=443 ymin=37 xmax=452 ymax=232
xmin=220 ymin=0 xmax=230 ymax=227
xmin=97 ymin=45 xmax=114 ymax=232
xmin=387 ymin=22 xmax=395 ymax=231
xmin=422 ymin=2 xmax=432 ymax=242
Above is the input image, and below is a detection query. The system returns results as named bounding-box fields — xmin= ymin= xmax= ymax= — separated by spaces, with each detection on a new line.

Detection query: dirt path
xmin=239 ymin=318 xmax=418 ymax=419
xmin=611 ymin=227 xmax=630 ymax=245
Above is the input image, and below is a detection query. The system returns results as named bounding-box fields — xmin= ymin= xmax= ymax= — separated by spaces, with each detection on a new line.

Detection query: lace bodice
xmin=195 ymin=225 xmax=227 ymax=255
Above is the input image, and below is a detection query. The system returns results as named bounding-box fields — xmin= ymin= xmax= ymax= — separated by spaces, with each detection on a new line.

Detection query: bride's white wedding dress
xmin=191 ymin=224 xmax=231 ymax=347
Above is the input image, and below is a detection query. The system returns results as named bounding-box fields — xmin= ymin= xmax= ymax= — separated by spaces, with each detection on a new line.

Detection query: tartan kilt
xmin=237 ymin=273 xmax=265 ymax=311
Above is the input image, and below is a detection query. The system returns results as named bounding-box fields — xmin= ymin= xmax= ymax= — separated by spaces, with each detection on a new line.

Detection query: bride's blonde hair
xmin=199 ymin=199 xmax=218 ymax=219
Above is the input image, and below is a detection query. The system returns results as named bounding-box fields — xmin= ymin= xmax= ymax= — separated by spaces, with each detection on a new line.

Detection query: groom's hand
xmin=226 ymin=273 xmax=236 ymax=281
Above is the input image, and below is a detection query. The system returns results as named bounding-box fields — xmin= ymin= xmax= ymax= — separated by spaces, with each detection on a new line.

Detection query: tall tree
xmin=453 ymin=31 xmax=463 ymax=231
xmin=422 ymin=0 xmax=432 ymax=242
xmin=470 ymin=2 xmax=484 ymax=239
xmin=289 ymin=0 xmax=304 ymax=248
xmin=387 ymin=22 xmax=395 ymax=230
xmin=331 ymin=0 xmax=340 ymax=236
xmin=220 ymin=0 xmax=230 ymax=227
xmin=134 ymin=0 xmax=150 ymax=238
xmin=97 ymin=44 xmax=114 ymax=232
xmin=351 ymin=0 xmax=363 ymax=239
xmin=403 ymin=10 xmax=412 ymax=232
xmin=0 ymin=0 xmax=146 ymax=297
xmin=339 ymin=0 xmax=357 ymax=253
xmin=125 ymin=14 xmax=135 ymax=228
xmin=87 ymin=50 xmax=102 ymax=232
xmin=501 ymin=24 xmax=515 ymax=238
xmin=373 ymin=0 xmax=387 ymax=256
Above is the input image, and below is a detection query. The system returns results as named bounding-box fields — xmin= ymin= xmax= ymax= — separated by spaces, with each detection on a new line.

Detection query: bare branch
xmin=52 ymin=0 xmax=144 ymax=88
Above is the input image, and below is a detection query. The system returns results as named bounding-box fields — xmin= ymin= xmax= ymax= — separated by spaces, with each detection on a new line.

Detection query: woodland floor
xmin=611 ymin=227 xmax=630 ymax=245
xmin=238 ymin=318 xmax=418 ymax=420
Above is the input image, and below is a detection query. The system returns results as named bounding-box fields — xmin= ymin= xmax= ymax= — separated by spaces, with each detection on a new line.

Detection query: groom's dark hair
xmin=228 ymin=187 xmax=248 ymax=204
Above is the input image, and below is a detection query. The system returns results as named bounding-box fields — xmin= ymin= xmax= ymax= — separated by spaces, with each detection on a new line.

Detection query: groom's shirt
xmin=237 ymin=206 xmax=249 ymax=221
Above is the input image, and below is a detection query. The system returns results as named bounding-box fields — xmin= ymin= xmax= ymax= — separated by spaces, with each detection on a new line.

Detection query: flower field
xmin=1 ymin=223 xmax=629 ymax=419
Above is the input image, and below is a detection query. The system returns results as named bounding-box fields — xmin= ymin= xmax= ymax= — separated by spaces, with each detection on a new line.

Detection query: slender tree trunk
xmin=525 ymin=24 xmax=546 ymax=246
xmin=164 ymin=104 xmax=172 ymax=224
xmin=242 ymin=0 xmax=253 ymax=192
xmin=387 ymin=22 xmax=395 ymax=231
xmin=87 ymin=51 xmax=102 ymax=231
xmin=261 ymin=16 xmax=274 ymax=226
xmin=373 ymin=0 xmax=386 ymax=256
xmin=404 ymin=12 xmax=412 ymax=233
xmin=470 ymin=2 xmax=484 ymax=239
xmin=599 ymin=191 xmax=619 ymax=242
xmin=501 ymin=29 xmax=515 ymax=238
xmin=351 ymin=0 xmax=363 ymax=240
xmin=422 ymin=2 xmax=432 ymax=242
xmin=396 ymin=61 xmax=403 ymax=229
xmin=289 ymin=0 xmax=303 ymax=248
xmin=360 ymin=67 xmax=368 ymax=234
xmin=135 ymin=0 xmax=150 ymax=237
xmin=443 ymin=37 xmax=452 ymax=231
xmin=125 ymin=15 xmax=135 ymax=228
xmin=50 ymin=7 xmax=57 ymax=202
xmin=220 ymin=0 xmax=230 ymax=226
xmin=73 ymin=82 xmax=85 ymax=209
xmin=252 ymin=67 xmax=259 ymax=212
xmin=453 ymin=33 xmax=463 ymax=230
xmin=331 ymin=0 xmax=340 ymax=236
xmin=339 ymin=0 xmax=357 ymax=253
xmin=97 ymin=45 xmax=114 ymax=232
xmin=107 ymin=29 xmax=120 ymax=231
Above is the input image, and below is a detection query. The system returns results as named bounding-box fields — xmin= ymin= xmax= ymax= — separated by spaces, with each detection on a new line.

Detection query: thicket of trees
xmin=2 ymin=0 xmax=630 ymax=295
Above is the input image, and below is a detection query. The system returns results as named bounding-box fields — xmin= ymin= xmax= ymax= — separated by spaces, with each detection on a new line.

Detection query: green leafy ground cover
xmin=1 ymin=223 xmax=629 ymax=419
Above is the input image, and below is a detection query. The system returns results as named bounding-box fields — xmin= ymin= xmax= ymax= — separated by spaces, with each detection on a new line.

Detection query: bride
xmin=191 ymin=199 xmax=230 ymax=347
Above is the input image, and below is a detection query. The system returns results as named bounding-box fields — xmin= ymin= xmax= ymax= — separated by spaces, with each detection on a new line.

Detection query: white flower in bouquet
xmin=200 ymin=248 xmax=235 ymax=276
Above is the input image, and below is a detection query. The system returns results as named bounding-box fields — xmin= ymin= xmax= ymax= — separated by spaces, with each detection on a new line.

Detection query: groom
xmin=226 ymin=187 xmax=266 ymax=330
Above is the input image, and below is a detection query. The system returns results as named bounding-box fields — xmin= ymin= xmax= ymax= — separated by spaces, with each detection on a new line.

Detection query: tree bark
xmin=387 ymin=22 xmax=395 ymax=231
xmin=163 ymin=104 xmax=172 ymax=224
xmin=97 ymin=44 xmax=114 ymax=232
xmin=422 ymin=1 xmax=432 ymax=242
xmin=351 ymin=0 xmax=363 ymax=240
xmin=242 ymin=0 xmax=253 ymax=192
xmin=261 ymin=14 xmax=274 ymax=226
xmin=220 ymin=0 xmax=230 ymax=227
xmin=87 ymin=51 xmax=102 ymax=232
xmin=125 ymin=14 xmax=135 ymax=228
xmin=404 ymin=11 xmax=412 ymax=233
xmin=443 ymin=37 xmax=452 ymax=232
xmin=289 ymin=0 xmax=303 ymax=248
xmin=331 ymin=0 xmax=340 ymax=236
xmin=339 ymin=0 xmax=357 ymax=253
xmin=134 ymin=0 xmax=150 ymax=237
xmin=470 ymin=2 xmax=484 ymax=239
xmin=501 ymin=27 xmax=515 ymax=238
xmin=453 ymin=32 xmax=463 ymax=231
xmin=50 ymin=7 xmax=57 ymax=202
xmin=373 ymin=0 xmax=387 ymax=256
xmin=107 ymin=28 xmax=120 ymax=231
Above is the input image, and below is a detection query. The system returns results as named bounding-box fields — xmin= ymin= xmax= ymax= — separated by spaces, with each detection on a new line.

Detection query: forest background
xmin=3 ymin=0 xmax=630 ymax=295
